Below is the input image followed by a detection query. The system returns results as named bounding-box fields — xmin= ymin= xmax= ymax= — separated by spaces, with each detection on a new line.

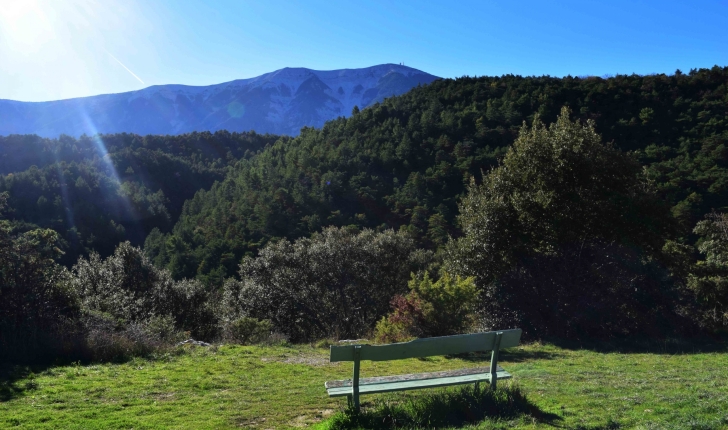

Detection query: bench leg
xmin=351 ymin=346 xmax=361 ymax=412
xmin=490 ymin=332 xmax=503 ymax=390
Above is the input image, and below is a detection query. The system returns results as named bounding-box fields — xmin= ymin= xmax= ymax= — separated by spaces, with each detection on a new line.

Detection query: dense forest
xmin=149 ymin=66 xmax=728 ymax=284
xmin=0 ymin=131 xmax=278 ymax=265
xmin=2 ymin=66 xmax=728 ymax=363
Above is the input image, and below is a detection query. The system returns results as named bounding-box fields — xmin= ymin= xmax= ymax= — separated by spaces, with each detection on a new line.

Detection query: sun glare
xmin=0 ymin=0 xmax=56 ymax=51
xmin=0 ymin=0 xmax=150 ymax=101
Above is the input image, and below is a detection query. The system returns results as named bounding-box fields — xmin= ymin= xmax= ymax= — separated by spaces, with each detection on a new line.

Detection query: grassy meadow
xmin=1 ymin=339 xmax=727 ymax=429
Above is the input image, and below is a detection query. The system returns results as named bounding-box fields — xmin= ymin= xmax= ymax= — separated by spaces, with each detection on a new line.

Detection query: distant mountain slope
xmin=0 ymin=64 xmax=439 ymax=137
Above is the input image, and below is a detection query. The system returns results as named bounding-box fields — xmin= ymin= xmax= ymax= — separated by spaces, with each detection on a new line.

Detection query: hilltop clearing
xmin=1 ymin=340 xmax=726 ymax=429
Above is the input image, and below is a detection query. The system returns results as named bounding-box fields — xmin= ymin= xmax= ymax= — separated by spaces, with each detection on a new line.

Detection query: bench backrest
xmin=330 ymin=329 xmax=522 ymax=362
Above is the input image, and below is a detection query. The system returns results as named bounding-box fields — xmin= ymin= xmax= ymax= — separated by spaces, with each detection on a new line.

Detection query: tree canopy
xmin=444 ymin=109 xmax=686 ymax=337
xmin=444 ymin=107 xmax=674 ymax=284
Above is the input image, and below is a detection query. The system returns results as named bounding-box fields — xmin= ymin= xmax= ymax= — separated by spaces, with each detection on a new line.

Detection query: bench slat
xmin=326 ymin=370 xmax=512 ymax=397
xmin=330 ymin=329 xmax=521 ymax=362
xmin=325 ymin=366 xmax=505 ymax=389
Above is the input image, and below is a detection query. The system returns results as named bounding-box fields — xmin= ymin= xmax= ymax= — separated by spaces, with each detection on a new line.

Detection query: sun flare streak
xmin=54 ymin=163 xmax=76 ymax=231
xmin=77 ymin=106 xmax=137 ymax=221
xmin=105 ymin=50 xmax=145 ymax=84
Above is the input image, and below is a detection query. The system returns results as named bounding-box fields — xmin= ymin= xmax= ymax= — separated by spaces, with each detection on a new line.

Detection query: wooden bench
xmin=325 ymin=329 xmax=522 ymax=411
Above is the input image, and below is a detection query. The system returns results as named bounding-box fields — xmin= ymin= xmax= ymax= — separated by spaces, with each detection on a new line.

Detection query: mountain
xmin=0 ymin=64 xmax=438 ymax=137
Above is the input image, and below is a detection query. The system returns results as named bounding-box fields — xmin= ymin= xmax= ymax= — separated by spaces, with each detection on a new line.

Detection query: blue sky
xmin=1 ymin=0 xmax=726 ymax=102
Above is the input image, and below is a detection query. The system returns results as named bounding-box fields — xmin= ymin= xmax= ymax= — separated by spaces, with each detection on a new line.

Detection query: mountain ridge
xmin=0 ymin=64 xmax=439 ymax=137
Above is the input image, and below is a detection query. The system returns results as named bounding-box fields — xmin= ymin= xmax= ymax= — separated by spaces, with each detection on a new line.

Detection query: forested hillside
xmin=151 ymin=66 xmax=728 ymax=283
xmin=0 ymin=131 xmax=278 ymax=265
xmin=3 ymin=66 xmax=728 ymax=364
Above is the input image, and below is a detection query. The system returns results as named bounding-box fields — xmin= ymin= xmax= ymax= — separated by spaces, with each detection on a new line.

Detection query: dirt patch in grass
xmin=261 ymin=354 xmax=333 ymax=366
xmin=149 ymin=391 xmax=176 ymax=401
xmin=288 ymin=409 xmax=336 ymax=427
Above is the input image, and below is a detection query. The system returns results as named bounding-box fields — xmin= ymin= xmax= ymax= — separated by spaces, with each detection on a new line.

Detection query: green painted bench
xmin=325 ymin=329 xmax=522 ymax=411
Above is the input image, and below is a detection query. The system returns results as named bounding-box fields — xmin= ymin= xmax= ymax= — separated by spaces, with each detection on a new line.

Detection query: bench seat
xmin=325 ymin=366 xmax=510 ymax=397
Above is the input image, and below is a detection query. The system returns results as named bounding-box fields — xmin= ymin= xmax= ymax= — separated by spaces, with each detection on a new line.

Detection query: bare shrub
xmin=223 ymin=227 xmax=432 ymax=342
xmin=71 ymin=242 xmax=218 ymax=359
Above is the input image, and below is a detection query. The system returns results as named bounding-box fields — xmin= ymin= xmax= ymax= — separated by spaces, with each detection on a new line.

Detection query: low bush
xmin=375 ymin=272 xmax=477 ymax=343
xmin=80 ymin=311 xmax=185 ymax=361
xmin=224 ymin=317 xmax=273 ymax=345
xmin=84 ymin=323 xmax=161 ymax=362
xmin=141 ymin=314 xmax=185 ymax=344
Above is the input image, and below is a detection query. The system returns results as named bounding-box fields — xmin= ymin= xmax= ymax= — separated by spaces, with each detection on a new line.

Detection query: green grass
xmin=1 ymin=339 xmax=727 ymax=429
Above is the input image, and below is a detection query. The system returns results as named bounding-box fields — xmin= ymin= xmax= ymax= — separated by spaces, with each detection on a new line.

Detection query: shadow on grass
xmin=545 ymin=335 xmax=728 ymax=355
xmin=451 ymin=347 xmax=563 ymax=364
xmin=0 ymin=363 xmax=55 ymax=402
xmin=0 ymin=345 xmax=190 ymax=402
xmin=318 ymin=383 xmax=560 ymax=429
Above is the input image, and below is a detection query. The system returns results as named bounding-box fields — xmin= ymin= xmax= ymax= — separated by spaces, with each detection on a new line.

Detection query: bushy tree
xmin=444 ymin=108 xmax=683 ymax=338
xmin=222 ymin=226 xmax=432 ymax=341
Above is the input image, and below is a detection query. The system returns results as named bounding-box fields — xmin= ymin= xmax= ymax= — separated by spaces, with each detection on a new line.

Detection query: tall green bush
xmin=444 ymin=108 xmax=685 ymax=338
